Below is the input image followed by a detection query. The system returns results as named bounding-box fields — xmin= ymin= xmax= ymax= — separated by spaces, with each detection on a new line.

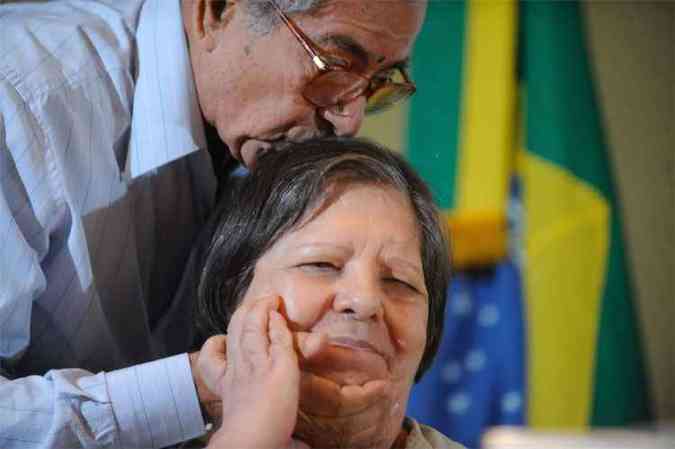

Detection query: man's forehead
xmin=307 ymin=0 xmax=426 ymax=31
xmin=309 ymin=1 xmax=425 ymax=66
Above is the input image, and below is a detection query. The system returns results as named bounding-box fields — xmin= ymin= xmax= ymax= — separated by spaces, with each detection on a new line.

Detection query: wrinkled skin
xmin=183 ymin=0 xmax=427 ymax=168
xmin=207 ymin=184 xmax=429 ymax=449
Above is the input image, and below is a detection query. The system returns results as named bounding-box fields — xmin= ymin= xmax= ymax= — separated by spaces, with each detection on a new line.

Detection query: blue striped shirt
xmin=0 ymin=0 xmax=216 ymax=446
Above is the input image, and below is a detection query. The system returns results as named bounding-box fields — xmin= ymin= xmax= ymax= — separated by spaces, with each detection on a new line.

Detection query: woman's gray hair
xmin=245 ymin=0 xmax=324 ymax=34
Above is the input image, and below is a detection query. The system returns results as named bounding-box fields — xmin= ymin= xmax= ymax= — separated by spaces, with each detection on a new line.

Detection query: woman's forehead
xmin=279 ymin=182 xmax=422 ymax=256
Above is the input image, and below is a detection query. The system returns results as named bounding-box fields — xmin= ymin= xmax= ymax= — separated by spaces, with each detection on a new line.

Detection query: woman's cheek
xmin=387 ymin=302 xmax=428 ymax=365
xmin=277 ymin=273 xmax=330 ymax=330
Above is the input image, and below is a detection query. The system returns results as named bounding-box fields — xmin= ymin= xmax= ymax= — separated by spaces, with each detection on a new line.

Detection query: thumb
xmin=269 ymin=310 xmax=297 ymax=360
xmin=192 ymin=335 xmax=228 ymax=404
xmin=201 ymin=334 xmax=228 ymax=363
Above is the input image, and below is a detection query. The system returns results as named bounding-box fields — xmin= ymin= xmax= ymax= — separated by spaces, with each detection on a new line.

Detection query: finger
xmin=294 ymin=331 xmax=329 ymax=363
xmin=224 ymin=303 xmax=249 ymax=365
xmin=269 ymin=310 xmax=294 ymax=351
xmin=226 ymin=294 xmax=276 ymax=362
xmin=226 ymin=293 xmax=274 ymax=336
xmin=269 ymin=310 xmax=299 ymax=369
xmin=238 ymin=295 xmax=281 ymax=365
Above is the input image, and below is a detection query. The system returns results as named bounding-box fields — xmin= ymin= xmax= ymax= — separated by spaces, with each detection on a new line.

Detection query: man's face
xmin=187 ymin=0 xmax=427 ymax=168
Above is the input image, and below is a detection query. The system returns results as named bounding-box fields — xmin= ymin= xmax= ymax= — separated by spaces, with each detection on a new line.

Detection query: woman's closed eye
xmin=384 ymin=276 xmax=420 ymax=293
xmin=298 ymin=261 xmax=341 ymax=273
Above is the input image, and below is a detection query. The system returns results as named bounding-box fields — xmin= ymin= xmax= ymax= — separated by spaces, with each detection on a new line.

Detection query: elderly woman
xmin=191 ymin=138 xmax=464 ymax=449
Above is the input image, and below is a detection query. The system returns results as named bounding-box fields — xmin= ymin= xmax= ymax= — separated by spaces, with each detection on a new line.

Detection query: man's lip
xmin=240 ymin=139 xmax=272 ymax=170
xmin=236 ymin=130 xmax=329 ymax=169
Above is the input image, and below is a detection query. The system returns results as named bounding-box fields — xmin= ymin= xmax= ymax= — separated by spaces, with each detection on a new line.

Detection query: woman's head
xmin=196 ymin=137 xmax=450 ymax=383
xmin=195 ymin=137 xmax=450 ymax=448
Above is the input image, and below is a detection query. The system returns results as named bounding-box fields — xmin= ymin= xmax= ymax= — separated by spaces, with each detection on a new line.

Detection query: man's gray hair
xmin=245 ymin=0 xmax=324 ymax=34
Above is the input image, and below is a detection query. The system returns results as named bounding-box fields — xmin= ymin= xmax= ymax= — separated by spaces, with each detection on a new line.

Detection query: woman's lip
xmin=301 ymin=336 xmax=391 ymax=387
xmin=328 ymin=337 xmax=382 ymax=356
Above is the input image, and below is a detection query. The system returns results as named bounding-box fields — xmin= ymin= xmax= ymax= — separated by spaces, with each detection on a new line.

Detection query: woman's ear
xmin=190 ymin=0 xmax=239 ymax=52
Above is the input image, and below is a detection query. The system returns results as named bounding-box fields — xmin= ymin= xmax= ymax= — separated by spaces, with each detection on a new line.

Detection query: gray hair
xmin=244 ymin=0 xmax=324 ymax=34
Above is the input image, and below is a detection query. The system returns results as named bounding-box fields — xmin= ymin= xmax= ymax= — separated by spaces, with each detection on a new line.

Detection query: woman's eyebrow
xmin=292 ymin=242 xmax=351 ymax=254
xmin=385 ymin=255 xmax=424 ymax=278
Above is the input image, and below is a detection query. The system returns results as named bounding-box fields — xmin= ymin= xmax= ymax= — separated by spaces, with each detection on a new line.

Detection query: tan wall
xmin=583 ymin=1 xmax=675 ymax=421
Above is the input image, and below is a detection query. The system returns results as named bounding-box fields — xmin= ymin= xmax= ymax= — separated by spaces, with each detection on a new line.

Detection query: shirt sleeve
xmin=106 ymin=354 xmax=206 ymax=448
xmin=0 ymin=80 xmax=205 ymax=449
xmin=0 ymin=355 xmax=206 ymax=449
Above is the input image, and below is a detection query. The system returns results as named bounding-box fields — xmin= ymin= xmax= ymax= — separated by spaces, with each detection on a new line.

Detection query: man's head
xmin=182 ymin=0 xmax=427 ymax=168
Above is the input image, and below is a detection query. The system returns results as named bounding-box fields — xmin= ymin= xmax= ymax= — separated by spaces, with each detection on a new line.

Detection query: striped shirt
xmin=0 ymin=0 xmax=216 ymax=447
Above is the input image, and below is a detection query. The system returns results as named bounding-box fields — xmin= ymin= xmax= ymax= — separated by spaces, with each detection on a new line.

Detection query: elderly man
xmin=0 ymin=0 xmax=426 ymax=448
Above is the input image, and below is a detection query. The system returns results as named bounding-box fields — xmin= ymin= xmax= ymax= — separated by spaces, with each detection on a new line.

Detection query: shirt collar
xmin=126 ymin=0 xmax=206 ymax=179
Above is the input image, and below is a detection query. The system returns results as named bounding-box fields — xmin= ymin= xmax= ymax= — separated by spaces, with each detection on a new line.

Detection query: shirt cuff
xmin=106 ymin=353 xmax=206 ymax=448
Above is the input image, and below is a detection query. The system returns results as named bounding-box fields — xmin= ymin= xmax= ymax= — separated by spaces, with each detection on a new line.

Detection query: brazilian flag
xmin=518 ymin=2 xmax=650 ymax=428
xmin=360 ymin=1 xmax=650 ymax=447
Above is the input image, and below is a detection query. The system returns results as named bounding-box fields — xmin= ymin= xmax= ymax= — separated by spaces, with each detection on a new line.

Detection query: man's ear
xmin=190 ymin=0 xmax=239 ymax=52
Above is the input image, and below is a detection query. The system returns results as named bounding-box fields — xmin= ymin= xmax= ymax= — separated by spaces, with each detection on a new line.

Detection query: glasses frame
xmin=268 ymin=0 xmax=416 ymax=114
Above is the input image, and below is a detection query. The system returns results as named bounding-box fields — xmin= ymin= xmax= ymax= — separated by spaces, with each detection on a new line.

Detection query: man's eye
xmin=323 ymin=54 xmax=350 ymax=70
xmin=374 ymin=69 xmax=397 ymax=82
xmin=379 ymin=70 xmax=395 ymax=80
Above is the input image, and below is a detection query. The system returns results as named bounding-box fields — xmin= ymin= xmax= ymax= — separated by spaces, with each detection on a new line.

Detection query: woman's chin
xmin=295 ymin=371 xmax=409 ymax=449
xmin=294 ymin=405 xmax=405 ymax=449
xmin=295 ymin=343 xmax=414 ymax=449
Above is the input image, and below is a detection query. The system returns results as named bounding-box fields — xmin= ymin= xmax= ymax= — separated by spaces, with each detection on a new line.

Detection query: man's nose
xmin=322 ymin=96 xmax=367 ymax=137
xmin=333 ymin=271 xmax=384 ymax=321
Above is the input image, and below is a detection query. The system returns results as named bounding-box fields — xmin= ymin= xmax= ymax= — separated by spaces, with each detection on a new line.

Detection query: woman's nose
xmin=321 ymin=96 xmax=367 ymax=137
xmin=333 ymin=272 xmax=384 ymax=321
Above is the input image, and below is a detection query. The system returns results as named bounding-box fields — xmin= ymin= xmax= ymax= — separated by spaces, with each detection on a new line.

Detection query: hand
xmin=190 ymin=336 xmax=228 ymax=426
xmin=207 ymin=295 xmax=308 ymax=449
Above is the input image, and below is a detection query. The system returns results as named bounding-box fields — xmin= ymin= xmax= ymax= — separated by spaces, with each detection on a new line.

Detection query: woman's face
xmin=241 ymin=183 xmax=428 ymax=448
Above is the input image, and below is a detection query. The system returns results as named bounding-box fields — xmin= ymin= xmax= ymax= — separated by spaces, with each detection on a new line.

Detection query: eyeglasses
xmin=269 ymin=0 xmax=416 ymax=115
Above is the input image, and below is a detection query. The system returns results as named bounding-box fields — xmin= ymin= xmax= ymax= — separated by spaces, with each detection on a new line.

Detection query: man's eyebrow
xmin=318 ymin=34 xmax=373 ymax=66
xmin=317 ymin=34 xmax=411 ymax=73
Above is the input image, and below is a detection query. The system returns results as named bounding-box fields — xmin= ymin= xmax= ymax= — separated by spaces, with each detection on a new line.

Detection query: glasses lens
xmin=365 ymin=67 xmax=415 ymax=114
xmin=365 ymin=84 xmax=415 ymax=114
xmin=303 ymin=69 xmax=416 ymax=114
xmin=304 ymin=71 xmax=369 ymax=110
